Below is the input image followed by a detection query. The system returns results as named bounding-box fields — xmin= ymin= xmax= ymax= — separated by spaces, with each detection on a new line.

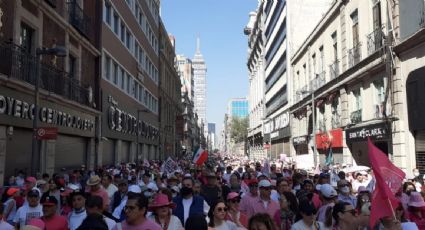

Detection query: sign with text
xmin=36 ymin=127 xmax=58 ymax=140
xmin=346 ymin=122 xmax=390 ymax=142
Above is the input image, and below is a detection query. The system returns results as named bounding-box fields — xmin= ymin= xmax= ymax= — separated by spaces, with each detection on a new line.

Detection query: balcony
xmin=329 ymin=60 xmax=340 ymax=80
xmin=295 ymin=85 xmax=309 ymax=102
xmin=331 ymin=114 xmax=341 ymax=129
xmin=67 ymin=0 xmax=91 ymax=38
xmin=0 ymin=43 xmax=91 ymax=107
xmin=348 ymin=43 xmax=362 ymax=68
xmin=350 ymin=109 xmax=362 ymax=124
xmin=367 ymin=27 xmax=384 ymax=55
xmin=318 ymin=120 xmax=326 ymax=131
xmin=309 ymin=71 xmax=326 ymax=91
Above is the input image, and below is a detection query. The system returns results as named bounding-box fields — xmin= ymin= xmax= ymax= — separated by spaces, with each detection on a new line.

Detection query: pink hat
xmin=26 ymin=177 xmax=37 ymax=183
xmin=27 ymin=218 xmax=45 ymax=229
xmin=148 ymin=194 xmax=176 ymax=211
xmin=408 ymin=192 xmax=425 ymax=207
xmin=226 ymin=192 xmax=240 ymax=201
xmin=7 ymin=187 xmax=20 ymax=196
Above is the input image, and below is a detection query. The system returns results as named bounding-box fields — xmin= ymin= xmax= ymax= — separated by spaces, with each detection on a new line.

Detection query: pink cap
xmin=226 ymin=192 xmax=240 ymax=200
xmin=26 ymin=177 xmax=37 ymax=183
xmin=27 ymin=218 xmax=45 ymax=229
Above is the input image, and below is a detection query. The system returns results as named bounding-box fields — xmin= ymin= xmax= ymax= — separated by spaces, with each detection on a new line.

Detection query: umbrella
xmin=344 ymin=165 xmax=370 ymax=173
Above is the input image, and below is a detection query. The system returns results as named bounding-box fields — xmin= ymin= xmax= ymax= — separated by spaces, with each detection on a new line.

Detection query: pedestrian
xmin=337 ymin=180 xmax=357 ymax=207
xmin=86 ymin=175 xmax=110 ymax=211
xmin=239 ymin=179 xmax=258 ymax=214
xmin=248 ymin=213 xmax=277 ymax=230
xmin=68 ymin=190 xmax=87 ymax=230
xmin=40 ymin=195 xmax=68 ymax=230
xmin=226 ymin=192 xmax=248 ymax=228
xmin=76 ymin=213 xmax=109 ymax=230
xmin=207 ymin=201 xmax=239 ymax=230
xmin=111 ymin=179 xmax=128 ymax=212
xmin=291 ymin=200 xmax=325 ymax=230
xmin=172 ymin=177 xmax=207 ymax=225
xmin=2 ymin=187 xmax=19 ymax=225
xmin=86 ymin=195 xmax=117 ymax=230
xmin=407 ymin=192 xmax=425 ymax=229
xmin=185 ymin=214 xmax=208 ymax=230
xmin=246 ymin=179 xmax=279 ymax=219
xmin=102 ymin=175 xmax=118 ymax=212
xmin=13 ymin=190 xmax=43 ymax=229
xmin=112 ymin=193 xmax=161 ymax=230
xmin=0 ymin=203 xmax=14 ymax=230
xmin=316 ymin=184 xmax=337 ymax=224
xmin=331 ymin=202 xmax=357 ymax=230
xmin=201 ymin=171 xmax=222 ymax=206
xmin=41 ymin=178 xmax=63 ymax=214
xmin=273 ymin=193 xmax=295 ymax=230
xmin=148 ymin=193 xmax=183 ymax=230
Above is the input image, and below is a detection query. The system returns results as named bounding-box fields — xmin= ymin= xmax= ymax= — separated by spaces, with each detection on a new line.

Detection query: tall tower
xmin=192 ymin=36 xmax=208 ymax=136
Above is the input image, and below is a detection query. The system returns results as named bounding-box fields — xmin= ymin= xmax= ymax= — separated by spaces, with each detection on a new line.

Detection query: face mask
xmin=180 ymin=187 xmax=193 ymax=197
xmin=144 ymin=191 xmax=153 ymax=198
xmin=340 ymin=186 xmax=350 ymax=194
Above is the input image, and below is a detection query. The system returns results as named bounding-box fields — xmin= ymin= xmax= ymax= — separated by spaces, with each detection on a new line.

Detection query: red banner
xmin=315 ymin=128 xmax=343 ymax=149
xmin=36 ymin=127 xmax=58 ymax=140
xmin=368 ymin=138 xmax=405 ymax=228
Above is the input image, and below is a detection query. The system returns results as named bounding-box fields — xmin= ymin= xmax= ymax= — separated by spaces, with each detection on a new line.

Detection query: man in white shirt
xmin=102 ymin=175 xmax=118 ymax=212
xmin=223 ymin=166 xmax=233 ymax=184
xmin=13 ymin=190 xmax=43 ymax=229
xmin=68 ymin=190 xmax=87 ymax=230
xmin=0 ymin=203 xmax=14 ymax=230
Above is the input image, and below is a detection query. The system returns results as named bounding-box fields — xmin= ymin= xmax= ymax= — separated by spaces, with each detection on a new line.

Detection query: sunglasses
xmin=216 ymin=207 xmax=228 ymax=212
xmin=228 ymin=199 xmax=240 ymax=204
xmin=344 ymin=209 xmax=356 ymax=215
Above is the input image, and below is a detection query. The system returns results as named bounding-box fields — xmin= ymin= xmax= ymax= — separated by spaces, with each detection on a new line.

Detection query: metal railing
xmin=309 ymin=71 xmax=326 ymax=91
xmin=331 ymin=114 xmax=341 ymax=129
xmin=295 ymin=85 xmax=309 ymax=102
xmin=329 ymin=60 xmax=339 ymax=80
xmin=0 ymin=43 xmax=90 ymax=106
xmin=67 ymin=0 xmax=91 ymax=38
xmin=348 ymin=43 xmax=362 ymax=68
xmin=350 ymin=109 xmax=362 ymax=124
xmin=367 ymin=27 xmax=384 ymax=55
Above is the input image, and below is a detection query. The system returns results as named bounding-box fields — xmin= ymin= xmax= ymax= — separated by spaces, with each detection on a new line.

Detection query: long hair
xmin=208 ymin=200 xmax=225 ymax=227
xmin=248 ymin=213 xmax=277 ymax=230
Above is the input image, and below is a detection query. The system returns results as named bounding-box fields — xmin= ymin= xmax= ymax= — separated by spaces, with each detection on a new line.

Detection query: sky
xmin=161 ymin=0 xmax=258 ymax=135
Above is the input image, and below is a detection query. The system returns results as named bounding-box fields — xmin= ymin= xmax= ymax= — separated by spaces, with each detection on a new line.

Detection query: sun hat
xmin=408 ymin=192 xmax=425 ymax=207
xmin=41 ymin=195 xmax=58 ymax=206
xmin=226 ymin=192 xmax=240 ymax=201
xmin=320 ymin=184 xmax=337 ymax=198
xmin=148 ymin=193 xmax=176 ymax=211
xmin=36 ymin=180 xmax=47 ymax=186
xmin=26 ymin=177 xmax=37 ymax=183
xmin=86 ymin=175 xmax=101 ymax=186
xmin=359 ymin=171 xmax=368 ymax=176
xmin=7 ymin=187 xmax=20 ymax=196
xmin=258 ymin=179 xmax=272 ymax=188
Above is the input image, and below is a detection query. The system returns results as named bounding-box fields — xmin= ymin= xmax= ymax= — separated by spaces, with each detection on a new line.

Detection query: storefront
xmin=315 ymin=128 xmax=343 ymax=164
xmin=0 ymin=85 xmax=97 ymax=182
xmin=263 ymin=111 xmax=290 ymax=160
xmin=345 ymin=122 xmax=391 ymax=166
xmin=101 ymin=93 xmax=159 ymax=165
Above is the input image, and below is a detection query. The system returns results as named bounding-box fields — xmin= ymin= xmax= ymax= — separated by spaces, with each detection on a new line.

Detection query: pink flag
xmin=368 ymin=138 xmax=405 ymax=228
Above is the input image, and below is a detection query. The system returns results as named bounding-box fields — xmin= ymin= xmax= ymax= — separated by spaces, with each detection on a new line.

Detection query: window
xmin=120 ymin=23 xmax=125 ymax=42
xmin=374 ymin=79 xmax=385 ymax=104
xmin=127 ymin=74 xmax=131 ymax=93
xmin=113 ymin=13 xmax=119 ymax=34
xmin=312 ymin=53 xmax=316 ymax=77
xmin=20 ymin=23 xmax=34 ymax=53
xmin=351 ymin=10 xmax=359 ymax=46
xmin=331 ymin=97 xmax=340 ymax=128
xmin=113 ymin=63 xmax=118 ymax=84
xmin=332 ymin=32 xmax=338 ymax=61
xmin=319 ymin=46 xmax=324 ymax=73
xmin=105 ymin=57 xmax=111 ymax=80
xmin=126 ymin=32 xmax=131 ymax=49
xmin=104 ymin=3 xmax=111 ymax=25
xmin=69 ymin=55 xmax=77 ymax=78
xmin=372 ymin=0 xmax=382 ymax=30
xmin=120 ymin=68 xmax=125 ymax=89
xmin=353 ymin=88 xmax=361 ymax=110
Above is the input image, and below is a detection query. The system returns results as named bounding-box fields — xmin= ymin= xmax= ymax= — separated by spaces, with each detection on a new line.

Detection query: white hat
xmin=128 ymin=184 xmax=141 ymax=193
xmin=258 ymin=179 xmax=272 ymax=188
xmin=315 ymin=184 xmax=322 ymax=191
xmin=320 ymin=184 xmax=337 ymax=198
xmin=359 ymin=171 xmax=368 ymax=175
xmin=170 ymin=186 xmax=180 ymax=193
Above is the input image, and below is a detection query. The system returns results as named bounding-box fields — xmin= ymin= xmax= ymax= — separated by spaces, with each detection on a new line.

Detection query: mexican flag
xmin=193 ymin=147 xmax=208 ymax=166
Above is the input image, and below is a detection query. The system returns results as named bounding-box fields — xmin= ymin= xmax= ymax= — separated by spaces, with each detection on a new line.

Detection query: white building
xmin=192 ymin=37 xmax=208 ymax=137
xmin=176 ymin=54 xmax=194 ymax=100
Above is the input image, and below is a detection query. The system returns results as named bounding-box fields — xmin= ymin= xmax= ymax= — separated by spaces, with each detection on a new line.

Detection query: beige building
xmin=290 ymin=0 xmax=424 ymax=171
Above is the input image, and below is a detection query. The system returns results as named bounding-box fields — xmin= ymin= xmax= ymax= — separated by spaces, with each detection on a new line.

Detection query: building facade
xmin=228 ymin=98 xmax=249 ymax=118
xmin=192 ymin=38 xmax=208 ymax=137
xmin=0 ymin=0 xmax=101 ymax=184
xmin=176 ymin=54 xmax=194 ymax=100
xmin=100 ymin=0 xmax=162 ymax=164
xmin=208 ymin=122 xmax=216 ymax=150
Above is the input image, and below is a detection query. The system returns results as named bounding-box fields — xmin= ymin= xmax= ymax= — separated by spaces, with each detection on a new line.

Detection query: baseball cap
xmin=226 ymin=192 xmax=240 ymax=200
xmin=320 ymin=184 xmax=337 ymax=198
xmin=7 ymin=187 xmax=20 ymax=196
xmin=41 ymin=196 xmax=58 ymax=206
xmin=27 ymin=189 xmax=40 ymax=197
xmin=26 ymin=177 xmax=37 ymax=183
xmin=258 ymin=179 xmax=272 ymax=188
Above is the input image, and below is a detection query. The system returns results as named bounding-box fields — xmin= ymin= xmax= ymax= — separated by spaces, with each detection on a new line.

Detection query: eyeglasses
xmin=216 ymin=207 xmax=228 ymax=212
xmin=344 ymin=209 xmax=356 ymax=215
xmin=229 ymin=199 xmax=240 ymax=204
xmin=124 ymin=205 xmax=138 ymax=211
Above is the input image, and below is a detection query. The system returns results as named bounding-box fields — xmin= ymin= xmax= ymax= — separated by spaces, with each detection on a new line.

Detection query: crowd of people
xmin=0 ymin=157 xmax=424 ymax=230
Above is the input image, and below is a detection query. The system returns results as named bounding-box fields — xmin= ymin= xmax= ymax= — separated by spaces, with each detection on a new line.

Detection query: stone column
xmin=45 ymin=140 xmax=56 ymax=176
xmin=0 ymin=126 xmax=7 ymax=186
xmin=114 ymin=139 xmax=122 ymax=164
xmin=87 ymin=138 xmax=95 ymax=170
xmin=339 ymin=87 xmax=352 ymax=164
xmin=97 ymin=140 xmax=103 ymax=167
xmin=129 ymin=142 xmax=136 ymax=163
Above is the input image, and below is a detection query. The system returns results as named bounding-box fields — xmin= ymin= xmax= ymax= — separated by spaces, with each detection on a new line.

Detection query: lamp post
xmin=136 ymin=109 xmax=150 ymax=163
xmin=298 ymin=90 xmax=317 ymax=167
xmin=31 ymin=46 xmax=66 ymax=176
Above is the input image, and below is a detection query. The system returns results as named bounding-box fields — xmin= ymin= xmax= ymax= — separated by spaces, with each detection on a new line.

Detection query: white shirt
xmin=223 ymin=173 xmax=232 ymax=184
xmin=13 ymin=204 xmax=43 ymax=227
xmin=182 ymin=197 xmax=193 ymax=224
xmin=214 ymin=220 xmax=238 ymax=230
xmin=291 ymin=220 xmax=328 ymax=230
xmin=104 ymin=215 xmax=117 ymax=230
xmin=0 ymin=220 xmax=14 ymax=230
xmin=106 ymin=184 xmax=118 ymax=199
xmin=68 ymin=209 xmax=87 ymax=230
xmin=3 ymin=198 xmax=17 ymax=222
xmin=148 ymin=215 xmax=183 ymax=230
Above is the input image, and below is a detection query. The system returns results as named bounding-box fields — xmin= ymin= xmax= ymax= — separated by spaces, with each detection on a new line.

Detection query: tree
xmin=230 ymin=117 xmax=249 ymax=143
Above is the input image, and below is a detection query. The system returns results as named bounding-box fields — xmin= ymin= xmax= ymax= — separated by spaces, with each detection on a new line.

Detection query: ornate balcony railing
xmin=350 ymin=109 xmax=362 ymax=124
xmin=329 ymin=60 xmax=339 ymax=80
xmin=310 ymin=71 xmax=326 ymax=91
xmin=0 ymin=43 xmax=91 ymax=107
xmin=348 ymin=43 xmax=362 ymax=68
xmin=67 ymin=0 xmax=91 ymax=38
xmin=367 ymin=27 xmax=384 ymax=55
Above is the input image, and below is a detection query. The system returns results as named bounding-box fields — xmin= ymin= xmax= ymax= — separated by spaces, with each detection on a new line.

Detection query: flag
xmin=193 ymin=147 xmax=208 ymax=166
xmin=368 ymin=138 xmax=405 ymax=228
xmin=325 ymin=147 xmax=333 ymax=166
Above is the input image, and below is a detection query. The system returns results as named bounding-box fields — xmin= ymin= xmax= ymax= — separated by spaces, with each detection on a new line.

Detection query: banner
xmin=368 ymin=138 xmax=405 ymax=227
xmin=162 ymin=157 xmax=178 ymax=176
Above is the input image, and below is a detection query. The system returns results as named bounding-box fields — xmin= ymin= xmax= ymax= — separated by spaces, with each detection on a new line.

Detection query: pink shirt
xmin=42 ymin=215 xmax=68 ymax=230
xmin=246 ymin=197 xmax=280 ymax=219
xmin=90 ymin=188 xmax=110 ymax=210
xmin=112 ymin=219 xmax=162 ymax=230
xmin=240 ymin=192 xmax=258 ymax=214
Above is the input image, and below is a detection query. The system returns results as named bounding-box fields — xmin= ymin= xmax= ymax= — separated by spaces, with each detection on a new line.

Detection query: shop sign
xmin=107 ymin=95 xmax=158 ymax=140
xmin=316 ymin=129 xmax=343 ymax=149
xmin=36 ymin=127 xmax=58 ymax=140
xmin=263 ymin=111 xmax=290 ymax=134
xmin=0 ymin=94 xmax=94 ymax=131
xmin=345 ymin=122 xmax=390 ymax=142
xmin=293 ymin=135 xmax=308 ymax=146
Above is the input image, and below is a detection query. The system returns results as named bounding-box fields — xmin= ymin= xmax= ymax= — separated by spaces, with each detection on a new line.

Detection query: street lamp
xmin=31 ymin=46 xmax=67 ymax=175
xmin=136 ymin=109 xmax=150 ymax=162
xmin=298 ymin=89 xmax=318 ymax=167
